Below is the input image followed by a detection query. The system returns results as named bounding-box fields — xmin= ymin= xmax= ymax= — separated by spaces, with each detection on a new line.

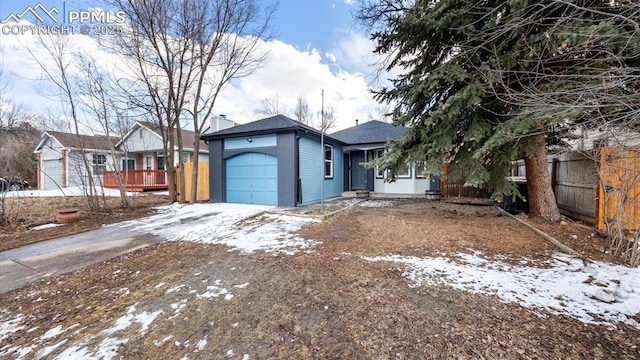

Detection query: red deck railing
xmin=103 ymin=170 xmax=168 ymax=191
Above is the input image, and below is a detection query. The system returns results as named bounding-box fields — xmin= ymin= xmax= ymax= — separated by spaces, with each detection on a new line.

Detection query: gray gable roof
xmin=42 ymin=131 xmax=120 ymax=151
xmin=330 ymin=120 xmax=407 ymax=145
xmin=201 ymin=115 xmax=330 ymax=140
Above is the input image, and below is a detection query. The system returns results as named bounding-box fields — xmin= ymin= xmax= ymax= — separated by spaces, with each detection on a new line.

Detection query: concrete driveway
xmin=0 ymin=226 xmax=163 ymax=294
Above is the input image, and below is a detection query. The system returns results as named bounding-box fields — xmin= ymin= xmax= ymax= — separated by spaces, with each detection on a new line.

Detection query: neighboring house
xmin=34 ymin=131 xmax=120 ymax=191
xmin=202 ymin=115 xmax=439 ymax=207
xmin=34 ymin=119 xmax=219 ymax=191
xmin=569 ymin=126 xmax=640 ymax=151
xmin=116 ymin=121 xmax=209 ymax=171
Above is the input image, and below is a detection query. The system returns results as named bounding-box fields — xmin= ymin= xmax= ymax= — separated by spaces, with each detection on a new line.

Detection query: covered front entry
xmin=344 ymin=150 xmax=374 ymax=191
xmin=226 ymin=152 xmax=278 ymax=206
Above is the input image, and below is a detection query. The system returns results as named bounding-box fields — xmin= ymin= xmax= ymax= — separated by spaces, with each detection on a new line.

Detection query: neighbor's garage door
xmin=226 ymin=152 xmax=278 ymax=206
xmin=41 ymin=159 xmax=63 ymax=190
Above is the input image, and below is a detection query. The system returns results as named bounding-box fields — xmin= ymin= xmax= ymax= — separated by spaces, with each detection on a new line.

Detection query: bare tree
xmin=76 ymin=54 xmax=133 ymax=207
xmin=255 ymin=94 xmax=288 ymax=118
xmin=317 ymin=105 xmax=336 ymax=132
xmin=293 ymin=95 xmax=313 ymax=125
xmin=27 ymin=34 xmax=127 ymax=210
xmin=110 ymin=0 xmax=275 ymax=203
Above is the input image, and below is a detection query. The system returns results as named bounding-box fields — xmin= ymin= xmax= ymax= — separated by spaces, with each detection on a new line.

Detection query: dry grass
xmin=1 ymin=199 xmax=638 ymax=359
xmin=0 ymin=193 xmax=170 ymax=252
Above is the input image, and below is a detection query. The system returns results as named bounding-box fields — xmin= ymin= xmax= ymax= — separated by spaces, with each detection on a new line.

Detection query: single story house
xmin=201 ymin=115 xmax=439 ymax=207
xmin=34 ymin=131 xmax=120 ymax=191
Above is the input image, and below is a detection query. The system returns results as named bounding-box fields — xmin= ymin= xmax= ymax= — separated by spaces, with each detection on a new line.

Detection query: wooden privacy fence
xmin=440 ymin=163 xmax=490 ymax=199
xmin=175 ymin=162 xmax=209 ymax=202
xmin=513 ymin=148 xmax=639 ymax=230
xmin=597 ymin=146 xmax=640 ymax=231
xmin=549 ymin=152 xmax=600 ymax=225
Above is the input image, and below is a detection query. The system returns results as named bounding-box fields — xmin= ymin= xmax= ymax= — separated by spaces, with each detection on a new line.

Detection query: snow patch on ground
xmin=114 ymin=203 xmax=320 ymax=254
xmin=0 ymin=314 xmax=24 ymax=342
xmin=0 ymin=277 xmax=253 ymax=359
xmin=30 ymin=223 xmax=63 ymax=231
xmin=365 ymin=252 xmax=640 ymax=328
xmin=357 ymin=200 xmax=395 ymax=208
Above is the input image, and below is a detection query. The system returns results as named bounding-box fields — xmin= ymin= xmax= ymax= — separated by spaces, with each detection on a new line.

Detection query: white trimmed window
xmin=92 ymin=154 xmax=107 ymax=175
xmin=415 ymin=162 xmax=427 ymax=178
xmin=375 ymin=148 xmax=385 ymax=178
xmin=397 ymin=162 xmax=411 ymax=178
xmin=324 ymin=144 xmax=333 ymax=178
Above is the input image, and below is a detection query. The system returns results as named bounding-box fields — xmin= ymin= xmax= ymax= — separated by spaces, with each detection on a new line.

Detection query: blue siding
xmin=298 ymin=137 xmax=343 ymax=205
xmin=225 ymin=134 xmax=277 ymax=150
xmin=226 ymin=152 xmax=278 ymax=205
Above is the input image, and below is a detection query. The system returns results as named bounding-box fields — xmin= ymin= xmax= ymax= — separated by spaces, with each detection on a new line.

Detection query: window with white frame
xmin=375 ymin=148 xmax=385 ymax=178
xmin=324 ymin=144 xmax=333 ymax=178
xmin=415 ymin=161 xmax=427 ymax=178
xmin=397 ymin=161 xmax=411 ymax=178
xmin=92 ymin=154 xmax=107 ymax=175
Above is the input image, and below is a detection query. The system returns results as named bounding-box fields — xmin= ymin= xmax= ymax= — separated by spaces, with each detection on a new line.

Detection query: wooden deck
xmin=103 ymin=170 xmax=168 ymax=192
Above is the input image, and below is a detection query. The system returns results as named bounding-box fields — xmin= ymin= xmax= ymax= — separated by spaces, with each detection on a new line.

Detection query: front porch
xmin=103 ymin=170 xmax=168 ymax=192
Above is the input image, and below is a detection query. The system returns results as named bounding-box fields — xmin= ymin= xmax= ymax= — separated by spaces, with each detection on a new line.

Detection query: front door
xmin=350 ymin=151 xmax=367 ymax=190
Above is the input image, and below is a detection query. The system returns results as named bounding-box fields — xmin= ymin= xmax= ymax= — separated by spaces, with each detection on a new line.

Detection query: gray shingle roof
xmin=201 ymin=115 xmax=323 ymax=140
xmin=46 ymin=131 xmax=120 ymax=150
xmin=330 ymin=120 xmax=407 ymax=145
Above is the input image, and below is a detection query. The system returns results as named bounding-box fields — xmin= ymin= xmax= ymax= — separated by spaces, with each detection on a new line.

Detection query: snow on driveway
xmin=366 ymin=251 xmax=640 ymax=329
xmin=112 ymin=202 xmax=320 ymax=254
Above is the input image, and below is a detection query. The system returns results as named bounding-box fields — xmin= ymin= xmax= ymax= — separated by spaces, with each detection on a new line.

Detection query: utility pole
xmin=320 ymin=89 xmax=324 ymax=212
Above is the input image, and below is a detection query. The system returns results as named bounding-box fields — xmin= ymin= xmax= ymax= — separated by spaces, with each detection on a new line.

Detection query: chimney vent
xmin=355 ymin=119 xmax=359 ymax=126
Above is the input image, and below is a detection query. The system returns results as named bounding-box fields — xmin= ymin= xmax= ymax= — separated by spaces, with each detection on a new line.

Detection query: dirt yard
xmin=0 ymin=193 xmax=170 ymax=252
xmin=1 ymin=199 xmax=638 ymax=359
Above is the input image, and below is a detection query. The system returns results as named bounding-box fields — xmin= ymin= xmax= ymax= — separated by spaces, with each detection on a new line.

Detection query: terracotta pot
xmin=56 ymin=208 xmax=80 ymax=224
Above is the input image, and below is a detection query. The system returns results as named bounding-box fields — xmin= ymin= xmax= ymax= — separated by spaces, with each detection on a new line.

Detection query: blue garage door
xmin=226 ymin=152 xmax=278 ymax=205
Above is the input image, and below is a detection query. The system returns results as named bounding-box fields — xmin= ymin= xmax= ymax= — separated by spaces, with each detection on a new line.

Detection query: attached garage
xmin=203 ymin=115 xmax=344 ymax=207
xmin=226 ymin=152 xmax=278 ymax=206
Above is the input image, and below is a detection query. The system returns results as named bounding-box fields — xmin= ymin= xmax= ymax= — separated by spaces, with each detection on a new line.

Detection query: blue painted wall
xmin=225 ymin=134 xmax=277 ymax=150
xmin=298 ymin=136 xmax=343 ymax=205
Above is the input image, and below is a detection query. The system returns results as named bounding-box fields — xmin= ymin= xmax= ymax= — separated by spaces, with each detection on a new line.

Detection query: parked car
xmin=0 ymin=176 xmax=29 ymax=191
xmin=0 ymin=177 xmax=7 ymax=192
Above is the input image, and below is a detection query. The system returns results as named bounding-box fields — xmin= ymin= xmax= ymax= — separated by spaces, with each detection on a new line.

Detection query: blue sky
xmin=274 ymin=0 xmax=357 ymax=52
xmin=1 ymin=0 xmax=359 ymax=63
xmin=0 ymin=1 xmax=385 ymax=131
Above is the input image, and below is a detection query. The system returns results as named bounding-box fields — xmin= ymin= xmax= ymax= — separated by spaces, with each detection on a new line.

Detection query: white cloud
xmin=329 ymin=30 xmax=379 ymax=78
xmin=325 ymin=52 xmax=337 ymax=64
xmin=1 ymin=23 xmax=382 ymax=132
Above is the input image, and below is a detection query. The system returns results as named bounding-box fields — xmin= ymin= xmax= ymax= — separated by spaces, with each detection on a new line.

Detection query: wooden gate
xmin=175 ymin=162 xmax=209 ymax=202
xmin=597 ymin=147 xmax=640 ymax=231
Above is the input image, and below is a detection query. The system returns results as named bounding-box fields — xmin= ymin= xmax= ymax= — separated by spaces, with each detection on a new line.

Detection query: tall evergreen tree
xmin=358 ymin=0 xmax=640 ymax=221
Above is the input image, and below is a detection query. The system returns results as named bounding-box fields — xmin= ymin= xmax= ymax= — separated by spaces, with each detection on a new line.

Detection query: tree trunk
xmin=524 ymin=133 xmax=561 ymax=222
